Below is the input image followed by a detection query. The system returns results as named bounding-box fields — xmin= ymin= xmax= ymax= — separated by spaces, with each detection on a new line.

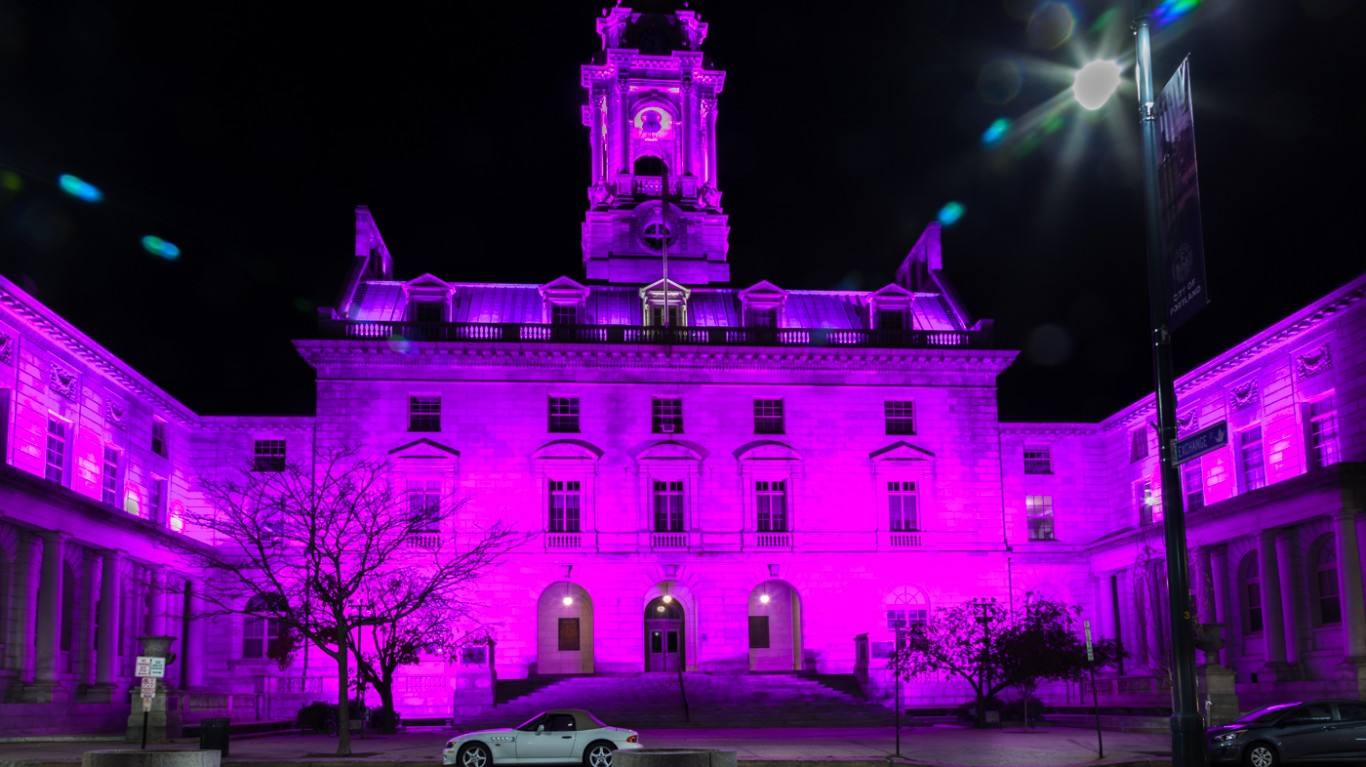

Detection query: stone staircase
xmin=459 ymin=673 xmax=895 ymax=730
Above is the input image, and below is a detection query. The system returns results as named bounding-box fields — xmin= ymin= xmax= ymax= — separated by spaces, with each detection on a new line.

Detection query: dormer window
xmin=403 ymin=274 xmax=455 ymax=325
xmin=641 ymin=279 xmax=689 ymax=328
xmin=868 ymin=283 xmax=915 ymax=332
xmin=739 ymin=281 xmax=788 ymax=330
xmin=551 ymin=305 xmax=580 ymax=326
xmin=539 ymin=277 xmax=590 ymax=328
xmin=874 ymin=308 xmax=906 ymax=330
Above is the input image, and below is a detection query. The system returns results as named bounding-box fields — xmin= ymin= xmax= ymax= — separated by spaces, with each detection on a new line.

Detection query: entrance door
xmin=644 ymin=596 xmax=684 ymax=672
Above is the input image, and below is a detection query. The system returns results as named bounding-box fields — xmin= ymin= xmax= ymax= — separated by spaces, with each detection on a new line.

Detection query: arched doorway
xmin=643 ymin=596 xmax=683 ymax=672
xmin=749 ymin=580 xmax=802 ymax=671
xmin=537 ymin=582 xmax=594 ymax=674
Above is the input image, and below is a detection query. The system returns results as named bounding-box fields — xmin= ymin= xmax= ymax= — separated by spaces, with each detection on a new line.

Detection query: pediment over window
xmin=532 ymin=439 xmax=605 ymax=462
xmin=869 ymin=441 xmax=935 ymax=463
xmin=632 ymin=439 xmax=707 ymax=463
xmin=389 ymin=438 xmax=461 ymax=459
xmin=868 ymin=283 xmax=914 ymax=304
xmin=404 ymin=273 xmax=454 ymax=293
xmin=733 ymin=440 xmax=802 ymax=462
xmin=539 ymin=276 xmax=590 ymax=303
xmin=739 ymin=280 xmax=789 ymax=306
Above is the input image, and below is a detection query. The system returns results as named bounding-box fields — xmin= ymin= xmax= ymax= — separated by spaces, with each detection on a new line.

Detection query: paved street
xmin=0 ymin=725 xmax=1173 ymax=767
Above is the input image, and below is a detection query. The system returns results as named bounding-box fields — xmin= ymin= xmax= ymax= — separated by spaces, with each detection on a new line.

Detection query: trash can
xmin=199 ymin=717 xmax=230 ymax=756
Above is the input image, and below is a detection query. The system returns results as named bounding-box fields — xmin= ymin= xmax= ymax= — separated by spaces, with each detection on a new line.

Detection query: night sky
xmin=2 ymin=1 xmax=1362 ymax=422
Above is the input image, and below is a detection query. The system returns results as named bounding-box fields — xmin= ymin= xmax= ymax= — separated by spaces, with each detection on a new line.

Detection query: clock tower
xmin=581 ymin=5 xmax=730 ymax=284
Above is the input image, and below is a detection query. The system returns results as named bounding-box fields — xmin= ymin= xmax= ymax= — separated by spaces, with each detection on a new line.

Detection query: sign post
xmin=1085 ymin=621 xmax=1103 ymax=758
xmin=135 ymin=656 xmax=166 ymax=750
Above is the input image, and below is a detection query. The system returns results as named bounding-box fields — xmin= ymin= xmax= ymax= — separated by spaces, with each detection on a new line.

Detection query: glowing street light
xmin=1072 ymin=60 xmax=1122 ymax=110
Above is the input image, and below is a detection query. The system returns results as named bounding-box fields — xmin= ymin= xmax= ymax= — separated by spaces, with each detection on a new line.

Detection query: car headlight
xmin=626 ymin=735 xmax=638 ymax=743
xmin=446 ymin=740 xmax=457 ymax=749
xmin=1212 ymin=729 xmax=1248 ymax=744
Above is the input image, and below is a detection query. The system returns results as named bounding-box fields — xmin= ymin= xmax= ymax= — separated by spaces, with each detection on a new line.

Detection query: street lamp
xmin=1077 ymin=4 xmax=1203 ymax=765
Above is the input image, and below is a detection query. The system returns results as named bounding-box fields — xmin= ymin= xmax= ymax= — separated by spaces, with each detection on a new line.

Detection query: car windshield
xmin=1231 ymin=702 xmax=1302 ymax=725
xmin=516 ymin=713 xmax=548 ymax=731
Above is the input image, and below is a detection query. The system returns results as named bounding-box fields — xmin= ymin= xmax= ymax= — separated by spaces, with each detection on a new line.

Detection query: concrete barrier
xmin=82 ymin=750 xmax=221 ymax=767
xmin=618 ymin=748 xmax=738 ymax=767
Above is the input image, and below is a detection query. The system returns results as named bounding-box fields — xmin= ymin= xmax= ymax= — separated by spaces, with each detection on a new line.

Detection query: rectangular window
xmin=1023 ymin=446 xmax=1052 ymax=474
xmin=1136 ymin=479 xmax=1163 ymax=526
xmin=875 ymin=308 xmax=906 ymax=330
xmin=252 ymin=439 xmax=287 ymax=472
xmin=884 ymin=401 xmax=915 ymax=435
xmin=747 ymin=307 xmax=777 ymax=328
xmin=647 ymin=305 xmax=683 ymax=328
xmin=1026 ymin=495 xmax=1054 ymax=541
xmin=548 ymin=480 xmax=581 ymax=533
xmin=748 ymin=616 xmax=770 ymax=649
xmin=1239 ymin=425 xmax=1265 ymax=492
xmin=558 ymin=618 xmax=581 ymax=651
xmin=101 ymin=445 xmax=120 ymax=505
xmin=151 ymin=420 xmax=168 ymax=458
xmin=409 ymin=395 xmax=441 ymax=432
xmin=652 ymin=397 xmax=683 ymax=434
xmin=1182 ymin=462 xmax=1204 ymax=512
xmin=412 ymin=300 xmax=444 ymax=323
xmin=1318 ymin=568 xmax=1342 ymax=625
xmin=1306 ymin=395 xmax=1339 ymax=470
xmin=148 ymin=478 xmax=167 ymax=525
xmin=551 ymin=304 xmax=580 ymax=326
xmin=407 ymin=479 xmax=441 ymax=532
xmin=756 ymin=480 xmax=787 ymax=532
xmin=1129 ymin=428 xmax=1148 ymax=462
xmin=1246 ymin=581 xmax=1263 ymax=633
xmin=888 ymin=481 xmax=918 ymax=532
xmin=548 ymin=397 xmax=580 ymax=433
xmin=753 ymin=399 xmax=784 ymax=434
xmin=45 ymin=417 xmax=67 ymax=484
xmin=652 ymin=480 xmax=685 ymax=532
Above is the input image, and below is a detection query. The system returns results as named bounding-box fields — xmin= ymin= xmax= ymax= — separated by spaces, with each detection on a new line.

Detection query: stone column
xmin=1258 ymin=531 xmax=1289 ymax=676
xmin=1335 ymin=512 xmax=1366 ymax=662
xmin=1209 ymin=546 xmax=1230 ymax=667
xmin=82 ymin=551 xmax=100 ymax=685
xmin=146 ymin=567 xmax=167 ymax=637
xmin=1195 ymin=547 xmax=1216 ymax=624
xmin=96 ymin=550 xmax=122 ymax=686
xmin=33 ymin=532 xmax=65 ymax=683
xmin=1275 ymin=530 xmax=1301 ymax=667
xmin=17 ymin=532 xmax=42 ymax=683
xmin=183 ymin=580 xmax=206 ymax=688
xmin=1147 ymin=564 xmax=1166 ymax=671
xmin=615 ymin=77 xmax=629 ymax=177
xmin=589 ymin=91 xmax=604 ymax=185
xmin=706 ymin=98 xmax=719 ymax=188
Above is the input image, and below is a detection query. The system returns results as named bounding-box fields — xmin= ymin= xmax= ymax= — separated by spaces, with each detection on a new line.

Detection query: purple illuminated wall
xmin=0 ymin=3 xmax=1364 ymax=736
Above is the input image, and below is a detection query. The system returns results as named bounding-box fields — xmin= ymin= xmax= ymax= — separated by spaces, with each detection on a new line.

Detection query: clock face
xmin=634 ymin=107 xmax=672 ymax=139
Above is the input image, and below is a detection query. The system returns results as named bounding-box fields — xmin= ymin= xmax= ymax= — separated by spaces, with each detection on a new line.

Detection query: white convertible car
xmin=443 ymin=709 xmax=642 ymax=767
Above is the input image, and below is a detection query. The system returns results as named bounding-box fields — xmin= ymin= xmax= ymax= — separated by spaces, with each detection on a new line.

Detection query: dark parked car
xmin=1207 ymin=699 xmax=1366 ymax=766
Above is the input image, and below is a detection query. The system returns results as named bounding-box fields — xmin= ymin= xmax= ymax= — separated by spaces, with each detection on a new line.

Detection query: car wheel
xmin=583 ymin=741 xmax=617 ymax=767
xmin=1243 ymin=742 xmax=1277 ymax=767
xmin=460 ymin=743 xmax=492 ymax=767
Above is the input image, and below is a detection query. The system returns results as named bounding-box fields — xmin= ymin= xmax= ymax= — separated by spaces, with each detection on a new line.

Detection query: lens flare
xmin=937 ymin=201 xmax=965 ymax=226
xmin=1 ymin=170 xmax=21 ymax=192
xmin=1152 ymin=0 xmax=1201 ymax=28
xmin=982 ymin=118 xmax=1010 ymax=146
xmin=1073 ymin=60 xmax=1122 ymax=110
xmin=59 ymin=174 xmax=103 ymax=203
xmin=141 ymin=235 xmax=181 ymax=260
xmin=1027 ymin=2 xmax=1077 ymax=50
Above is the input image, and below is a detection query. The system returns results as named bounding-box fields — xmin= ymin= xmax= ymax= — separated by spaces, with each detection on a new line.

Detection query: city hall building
xmin=1 ymin=5 xmax=1364 ymax=735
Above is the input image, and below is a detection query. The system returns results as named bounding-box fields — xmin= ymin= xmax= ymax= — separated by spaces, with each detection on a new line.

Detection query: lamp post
xmin=1076 ymin=4 xmax=1204 ymax=764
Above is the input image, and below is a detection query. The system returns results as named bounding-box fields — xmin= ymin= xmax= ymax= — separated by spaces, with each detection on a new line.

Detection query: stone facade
xmin=0 ymin=4 xmax=1364 ymax=735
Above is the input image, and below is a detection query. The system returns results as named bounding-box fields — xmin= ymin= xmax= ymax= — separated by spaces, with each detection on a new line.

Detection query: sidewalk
xmin=0 ymin=725 xmax=1173 ymax=767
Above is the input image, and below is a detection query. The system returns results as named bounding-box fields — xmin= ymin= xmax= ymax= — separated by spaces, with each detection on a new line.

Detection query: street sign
xmin=1176 ymin=420 xmax=1228 ymax=465
xmin=1084 ymin=619 xmax=1094 ymax=662
xmin=135 ymin=656 xmax=166 ymax=678
xmin=141 ymin=677 xmax=158 ymax=697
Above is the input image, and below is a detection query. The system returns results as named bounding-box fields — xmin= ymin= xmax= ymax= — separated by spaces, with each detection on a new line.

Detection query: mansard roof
xmin=343 ymin=281 xmax=966 ymax=332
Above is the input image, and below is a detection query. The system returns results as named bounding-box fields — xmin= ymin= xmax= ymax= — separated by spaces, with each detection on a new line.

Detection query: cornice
xmin=999 ymin=423 xmax=1102 ymax=437
xmin=293 ymin=340 xmax=1018 ymax=377
xmin=0 ymin=279 xmax=199 ymax=427
xmin=1103 ymin=276 xmax=1366 ymax=432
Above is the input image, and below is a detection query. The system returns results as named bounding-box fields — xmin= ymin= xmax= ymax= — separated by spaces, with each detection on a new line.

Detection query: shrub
xmin=955 ymin=696 xmax=1004 ymax=723
xmin=297 ymin=701 xmax=335 ymax=732
xmin=368 ymin=707 xmax=402 ymax=732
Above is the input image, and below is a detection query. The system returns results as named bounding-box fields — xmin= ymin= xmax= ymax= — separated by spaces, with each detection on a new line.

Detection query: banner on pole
xmin=1157 ymin=56 xmax=1209 ymax=331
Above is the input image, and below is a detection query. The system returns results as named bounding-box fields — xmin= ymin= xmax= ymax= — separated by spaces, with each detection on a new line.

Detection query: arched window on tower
xmin=634 ymin=155 xmax=667 ymax=176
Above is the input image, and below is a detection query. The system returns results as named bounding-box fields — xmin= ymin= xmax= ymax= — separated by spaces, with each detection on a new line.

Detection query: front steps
xmin=458 ymin=672 xmax=894 ymax=730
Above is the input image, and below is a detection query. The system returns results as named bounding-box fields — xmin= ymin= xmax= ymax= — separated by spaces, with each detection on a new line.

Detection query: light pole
xmin=1077 ymin=5 xmax=1204 ymax=765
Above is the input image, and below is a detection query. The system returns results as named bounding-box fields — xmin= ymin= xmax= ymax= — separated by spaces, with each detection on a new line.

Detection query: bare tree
xmin=175 ymin=444 xmax=525 ymax=755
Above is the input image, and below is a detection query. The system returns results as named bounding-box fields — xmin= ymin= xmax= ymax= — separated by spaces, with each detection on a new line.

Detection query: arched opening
xmin=633 ymin=155 xmax=667 ymax=177
xmin=748 ymin=580 xmax=802 ymax=671
xmin=643 ymin=595 xmax=684 ymax=672
xmin=536 ymin=582 xmax=594 ymax=674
